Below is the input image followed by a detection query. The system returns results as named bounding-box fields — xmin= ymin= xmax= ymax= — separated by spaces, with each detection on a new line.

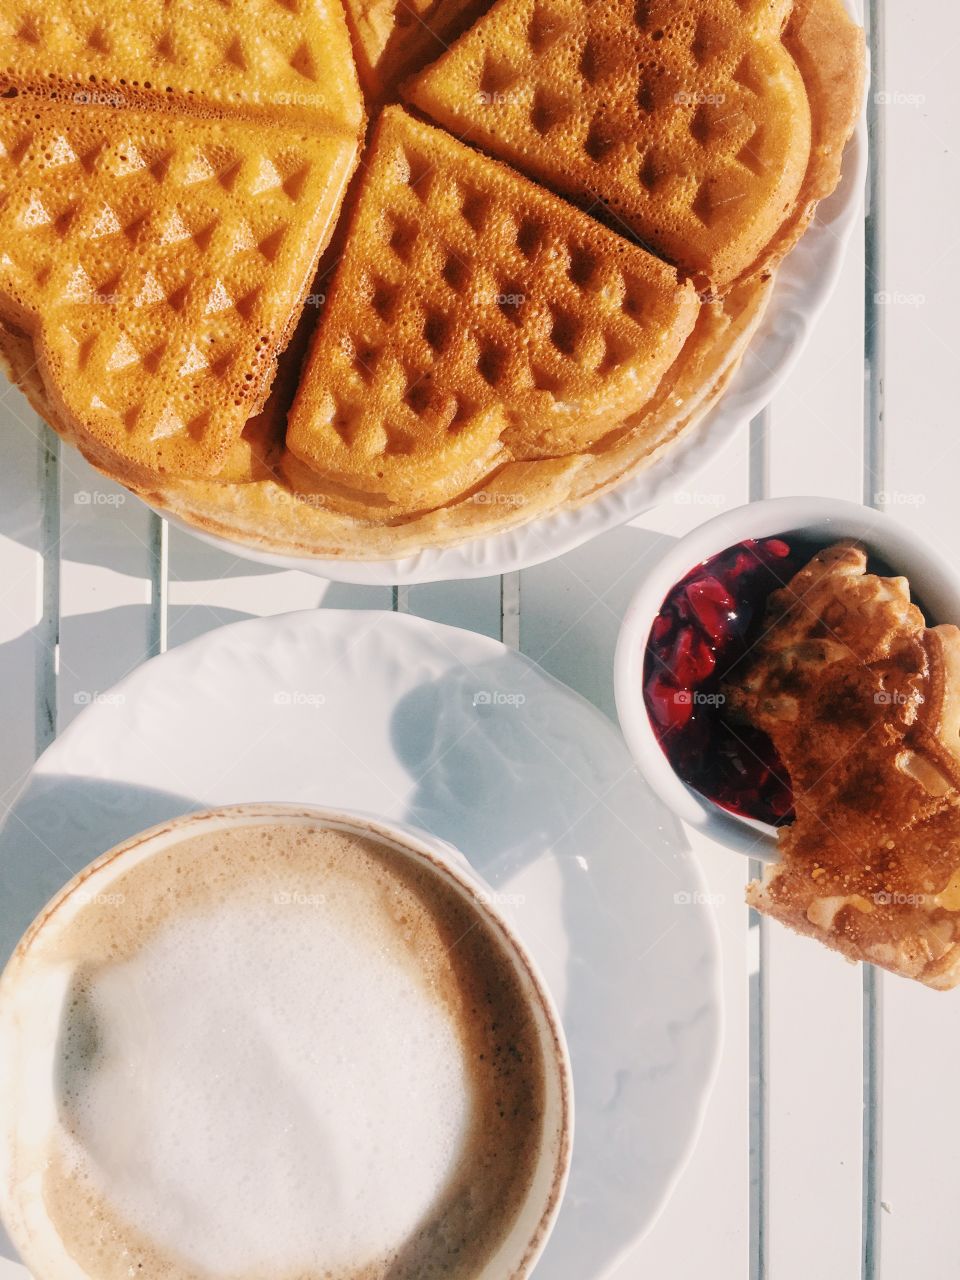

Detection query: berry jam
xmin=643 ymin=536 xmax=824 ymax=826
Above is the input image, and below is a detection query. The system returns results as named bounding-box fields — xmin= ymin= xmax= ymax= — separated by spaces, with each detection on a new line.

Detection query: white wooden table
xmin=1 ymin=3 xmax=955 ymax=1275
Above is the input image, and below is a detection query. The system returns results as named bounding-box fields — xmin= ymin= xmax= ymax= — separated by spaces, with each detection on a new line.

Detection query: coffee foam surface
xmin=1 ymin=819 xmax=547 ymax=1280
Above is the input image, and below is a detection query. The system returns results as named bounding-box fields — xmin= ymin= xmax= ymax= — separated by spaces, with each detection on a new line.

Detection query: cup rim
xmin=0 ymin=802 xmax=574 ymax=1280
xmin=614 ymin=496 xmax=960 ymax=857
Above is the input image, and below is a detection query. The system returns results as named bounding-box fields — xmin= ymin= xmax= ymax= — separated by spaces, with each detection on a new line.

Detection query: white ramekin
xmin=614 ymin=496 xmax=960 ymax=857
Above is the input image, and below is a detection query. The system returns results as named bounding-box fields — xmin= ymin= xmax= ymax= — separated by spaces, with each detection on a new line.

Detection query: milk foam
xmin=1 ymin=819 xmax=551 ymax=1280
xmin=60 ymin=897 xmax=470 ymax=1276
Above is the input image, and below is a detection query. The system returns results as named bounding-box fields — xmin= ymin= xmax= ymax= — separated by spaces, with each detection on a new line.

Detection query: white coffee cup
xmin=0 ymin=803 xmax=574 ymax=1280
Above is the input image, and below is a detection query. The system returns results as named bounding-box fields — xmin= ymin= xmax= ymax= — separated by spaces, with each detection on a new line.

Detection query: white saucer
xmin=0 ymin=611 xmax=720 ymax=1279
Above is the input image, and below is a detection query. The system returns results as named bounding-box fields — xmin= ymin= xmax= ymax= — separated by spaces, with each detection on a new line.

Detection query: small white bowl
xmin=614 ymin=496 xmax=960 ymax=858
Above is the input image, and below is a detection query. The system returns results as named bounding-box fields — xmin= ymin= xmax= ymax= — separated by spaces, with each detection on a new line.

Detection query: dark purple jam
xmin=643 ymin=535 xmax=825 ymax=826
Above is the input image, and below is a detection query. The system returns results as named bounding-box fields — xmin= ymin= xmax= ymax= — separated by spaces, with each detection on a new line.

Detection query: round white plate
xmin=169 ymin=21 xmax=868 ymax=584
xmin=0 ymin=611 xmax=719 ymax=1280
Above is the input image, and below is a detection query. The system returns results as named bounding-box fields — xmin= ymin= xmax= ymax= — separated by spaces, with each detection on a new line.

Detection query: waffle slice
xmin=343 ymin=0 xmax=491 ymax=103
xmin=407 ymin=0 xmax=862 ymax=293
xmin=0 ymin=96 xmax=357 ymax=480
xmin=286 ymin=107 xmax=699 ymax=513
xmin=726 ymin=544 xmax=960 ymax=989
xmin=0 ymin=0 xmax=363 ymax=133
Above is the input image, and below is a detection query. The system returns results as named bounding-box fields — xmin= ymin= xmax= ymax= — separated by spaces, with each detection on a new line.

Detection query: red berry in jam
xmin=643 ymin=533 xmax=823 ymax=826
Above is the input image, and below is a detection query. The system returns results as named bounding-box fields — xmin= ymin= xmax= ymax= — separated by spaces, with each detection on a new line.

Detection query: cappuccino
xmin=0 ymin=814 xmax=563 ymax=1280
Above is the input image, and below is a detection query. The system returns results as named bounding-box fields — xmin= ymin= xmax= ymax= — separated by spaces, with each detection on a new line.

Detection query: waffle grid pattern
xmin=407 ymin=0 xmax=810 ymax=289
xmin=0 ymin=99 xmax=355 ymax=474
xmin=287 ymin=108 xmax=698 ymax=508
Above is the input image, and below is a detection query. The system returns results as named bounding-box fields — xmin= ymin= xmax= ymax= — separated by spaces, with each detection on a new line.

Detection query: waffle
xmin=726 ymin=544 xmax=960 ymax=990
xmin=0 ymin=95 xmax=357 ymax=480
xmin=0 ymin=0 xmax=364 ymax=131
xmin=286 ymin=108 xmax=700 ymax=514
xmin=344 ymin=0 xmax=491 ymax=104
xmin=0 ymin=0 xmax=862 ymax=558
xmin=406 ymin=0 xmax=863 ymax=293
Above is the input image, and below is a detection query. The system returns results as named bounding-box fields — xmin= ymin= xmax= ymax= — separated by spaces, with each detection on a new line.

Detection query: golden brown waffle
xmin=286 ymin=108 xmax=700 ymax=514
xmin=344 ymin=0 xmax=492 ymax=104
xmin=105 ymin=274 xmax=772 ymax=558
xmin=0 ymin=0 xmax=363 ymax=131
xmin=726 ymin=544 xmax=960 ymax=990
xmin=0 ymin=96 xmax=357 ymax=480
xmin=0 ymin=0 xmax=863 ymax=558
xmin=407 ymin=0 xmax=863 ymax=293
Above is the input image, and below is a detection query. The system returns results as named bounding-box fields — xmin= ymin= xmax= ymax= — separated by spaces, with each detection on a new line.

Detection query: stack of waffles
xmin=0 ymin=0 xmax=864 ymax=558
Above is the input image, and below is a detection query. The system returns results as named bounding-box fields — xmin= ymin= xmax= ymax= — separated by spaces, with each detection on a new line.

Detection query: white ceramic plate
xmin=0 ymin=611 xmax=719 ymax=1280
xmin=166 ymin=15 xmax=868 ymax=585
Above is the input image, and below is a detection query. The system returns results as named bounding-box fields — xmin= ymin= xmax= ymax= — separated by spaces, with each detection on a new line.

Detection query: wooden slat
xmin=874 ymin=1 xmax=960 ymax=1276
xmin=56 ymin=454 xmax=157 ymax=731
xmin=165 ymin=524 xmax=392 ymax=647
xmin=0 ymin=393 xmax=48 ymax=806
xmin=759 ymin=201 xmax=868 ymax=1280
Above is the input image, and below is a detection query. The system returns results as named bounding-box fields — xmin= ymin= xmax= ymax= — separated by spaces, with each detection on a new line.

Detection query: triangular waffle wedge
xmin=0 ymin=0 xmax=363 ymax=133
xmin=0 ymin=96 xmax=357 ymax=480
xmin=407 ymin=0 xmax=863 ymax=293
xmin=343 ymin=0 xmax=492 ymax=104
xmin=285 ymin=107 xmax=700 ymax=513
xmin=726 ymin=543 xmax=960 ymax=989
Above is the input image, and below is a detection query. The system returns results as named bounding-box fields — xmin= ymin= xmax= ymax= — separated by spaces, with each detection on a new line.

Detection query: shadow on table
xmin=388 ymin=648 xmax=719 ymax=1280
